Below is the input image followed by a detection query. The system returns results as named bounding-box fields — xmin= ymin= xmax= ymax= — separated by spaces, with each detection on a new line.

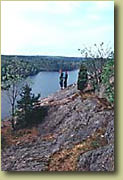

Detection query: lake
xmin=1 ymin=69 xmax=79 ymax=120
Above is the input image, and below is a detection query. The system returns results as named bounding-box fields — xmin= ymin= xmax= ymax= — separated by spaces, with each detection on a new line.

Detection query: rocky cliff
xmin=1 ymin=84 xmax=114 ymax=171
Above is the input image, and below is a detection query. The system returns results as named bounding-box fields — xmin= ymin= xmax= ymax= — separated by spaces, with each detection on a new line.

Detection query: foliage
xmin=2 ymin=57 xmax=25 ymax=130
xmin=1 ymin=57 xmax=37 ymax=89
xmin=77 ymin=64 xmax=88 ymax=91
xmin=78 ymin=42 xmax=114 ymax=91
xmin=101 ymin=59 xmax=114 ymax=104
xmin=16 ymin=84 xmax=47 ymax=129
xmin=78 ymin=42 xmax=114 ymax=60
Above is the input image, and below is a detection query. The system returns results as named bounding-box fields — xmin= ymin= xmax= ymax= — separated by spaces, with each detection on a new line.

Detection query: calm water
xmin=1 ymin=70 xmax=79 ymax=120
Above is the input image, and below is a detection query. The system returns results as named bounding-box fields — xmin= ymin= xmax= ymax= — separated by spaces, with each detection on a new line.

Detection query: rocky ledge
xmin=1 ymin=84 xmax=114 ymax=171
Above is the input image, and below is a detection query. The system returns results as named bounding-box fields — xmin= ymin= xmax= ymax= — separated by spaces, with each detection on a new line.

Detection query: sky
xmin=1 ymin=1 xmax=114 ymax=57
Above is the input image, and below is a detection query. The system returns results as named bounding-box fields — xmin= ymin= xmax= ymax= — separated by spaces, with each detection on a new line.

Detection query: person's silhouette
xmin=59 ymin=70 xmax=64 ymax=90
xmin=64 ymin=71 xmax=68 ymax=88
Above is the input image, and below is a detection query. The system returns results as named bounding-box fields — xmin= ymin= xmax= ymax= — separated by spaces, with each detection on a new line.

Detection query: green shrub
xmin=77 ymin=64 xmax=88 ymax=91
xmin=101 ymin=60 xmax=114 ymax=104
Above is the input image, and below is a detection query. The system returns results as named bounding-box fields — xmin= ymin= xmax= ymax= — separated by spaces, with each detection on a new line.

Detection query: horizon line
xmin=1 ymin=54 xmax=83 ymax=58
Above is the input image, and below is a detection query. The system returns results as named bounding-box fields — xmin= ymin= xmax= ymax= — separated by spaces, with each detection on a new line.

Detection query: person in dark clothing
xmin=64 ymin=71 xmax=68 ymax=88
xmin=59 ymin=70 xmax=64 ymax=90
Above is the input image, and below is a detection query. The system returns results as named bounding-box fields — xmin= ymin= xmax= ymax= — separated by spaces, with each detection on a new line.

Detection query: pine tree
xmin=77 ymin=64 xmax=88 ymax=91
xmin=16 ymin=84 xmax=41 ymax=129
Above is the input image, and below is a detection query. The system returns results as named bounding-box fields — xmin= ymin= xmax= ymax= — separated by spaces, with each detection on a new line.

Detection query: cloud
xmin=1 ymin=1 xmax=80 ymax=15
xmin=1 ymin=1 xmax=114 ymax=56
xmin=94 ymin=1 xmax=114 ymax=10
xmin=87 ymin=1 xmax=114 ymax=13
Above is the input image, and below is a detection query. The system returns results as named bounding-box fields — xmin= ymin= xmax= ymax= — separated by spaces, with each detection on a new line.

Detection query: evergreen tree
xmin=77 ymin=64 xmax=88 ymax=91
xmin=16 ymin=84 xmax=41 ymax=129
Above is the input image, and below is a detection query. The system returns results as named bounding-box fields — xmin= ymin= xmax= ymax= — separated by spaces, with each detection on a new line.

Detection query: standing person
xmin=59 ymin=69 xmax=64 ymax=90
xmin=64 ymin=71 xmax=68 ymax=88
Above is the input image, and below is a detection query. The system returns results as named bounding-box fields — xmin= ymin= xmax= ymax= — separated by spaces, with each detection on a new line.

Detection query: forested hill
xmin=1 ymin=55 xmax=83 ymax=72
xmin=1 ymin=55 xmax=83 ymax=87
